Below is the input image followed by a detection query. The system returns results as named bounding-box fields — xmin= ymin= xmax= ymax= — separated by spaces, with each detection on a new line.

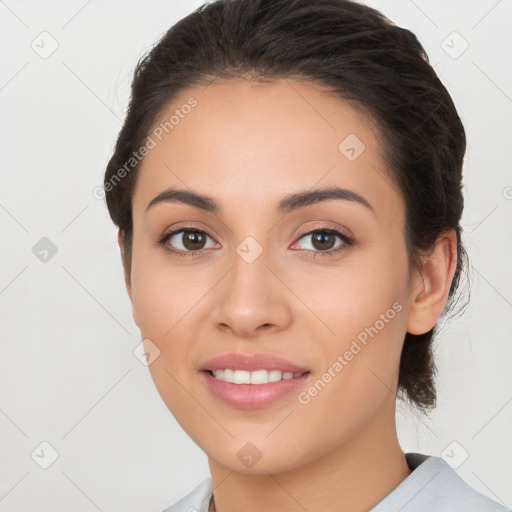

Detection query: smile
xmin=208 ymin=368 xmax=307 ymax=384
xmin=201 ymin=370 xmax=311 ymax=409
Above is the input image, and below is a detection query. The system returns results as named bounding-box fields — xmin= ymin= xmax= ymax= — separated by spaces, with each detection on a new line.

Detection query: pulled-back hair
xmin=104 ymin=0 xmax=468 ymax=413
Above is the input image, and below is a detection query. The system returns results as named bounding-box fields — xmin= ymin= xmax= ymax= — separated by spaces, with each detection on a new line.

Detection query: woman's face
xmin=126 ymin=79 xmax=420 ymax=473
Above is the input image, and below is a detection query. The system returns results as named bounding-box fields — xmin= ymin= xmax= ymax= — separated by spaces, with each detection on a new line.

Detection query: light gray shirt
xmin=162 ymin=452 xmax=510 ymax=512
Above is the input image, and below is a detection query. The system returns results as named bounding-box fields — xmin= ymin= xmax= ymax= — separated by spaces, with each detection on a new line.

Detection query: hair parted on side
xmin=104 ymin=0 xmax=469 ymax=413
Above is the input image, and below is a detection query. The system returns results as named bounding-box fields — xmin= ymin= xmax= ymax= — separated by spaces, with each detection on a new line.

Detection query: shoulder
xmin=371 ymin=452 xmax=511 ymax=512
xmin=161 ymin=478 xmax=213 ymax=512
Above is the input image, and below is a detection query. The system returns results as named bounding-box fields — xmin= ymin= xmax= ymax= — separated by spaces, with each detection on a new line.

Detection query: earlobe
xmin=406 ymin=229 xmax=458 ymax=335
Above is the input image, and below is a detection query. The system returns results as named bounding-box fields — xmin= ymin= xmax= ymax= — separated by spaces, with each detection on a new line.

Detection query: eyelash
xmin=156 ymin=224 xmax=353 ymax=259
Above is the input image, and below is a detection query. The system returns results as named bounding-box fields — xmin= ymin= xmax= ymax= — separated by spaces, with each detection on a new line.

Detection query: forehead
xmin=132 ymin=78 xmax=403 ymax=223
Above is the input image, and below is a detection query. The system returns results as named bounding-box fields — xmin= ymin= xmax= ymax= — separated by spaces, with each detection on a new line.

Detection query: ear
xmin=117 ymin=229 xmax=132 ymax=301
xmin=406 ymin=228 xmax=458 ymax=335
xmin=117 ymin=229 xmax=140 ymax=328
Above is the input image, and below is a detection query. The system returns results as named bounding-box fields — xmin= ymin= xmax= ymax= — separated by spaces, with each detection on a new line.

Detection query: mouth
xmin=198 ymin=352 xmax=312 ymax=408
xmin=199 ymin=352 xmax=310 ymax=375
xmin=203 ymin=368 xmax=310 ymax=384
xmin=200 ymin=367 xmax=312 ymax=409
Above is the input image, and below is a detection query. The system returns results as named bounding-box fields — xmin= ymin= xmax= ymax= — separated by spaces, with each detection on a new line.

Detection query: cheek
xmin=300 ymin=242 xmax=409 ymax=404
xmin=129 ymin=250 xmax=216 ymax=398
xmin=299 ymin=242 xmax=408 ymax=344
xmin=130 ymin=239 xmax=206 ymax=338
xmin=131 ymin=266 xmax=205 ymax=429
xmin=293 ymin=280 xmax=407 ymax=459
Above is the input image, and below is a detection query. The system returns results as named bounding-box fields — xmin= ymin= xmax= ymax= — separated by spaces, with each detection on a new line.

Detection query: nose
xmin=210 ymin=249 xmax=293 ymax=338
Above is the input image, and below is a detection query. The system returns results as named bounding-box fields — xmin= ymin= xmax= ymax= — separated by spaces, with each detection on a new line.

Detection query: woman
xmin=103 ymin=0 xmax=510 ymax=510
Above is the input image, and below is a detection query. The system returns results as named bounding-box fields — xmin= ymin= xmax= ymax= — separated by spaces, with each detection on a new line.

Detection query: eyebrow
xmin=146 ymin=186 xmax=375 ymax=216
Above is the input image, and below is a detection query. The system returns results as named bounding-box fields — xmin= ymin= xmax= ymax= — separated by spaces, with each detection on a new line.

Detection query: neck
xmin=207 ymin=396 xmax=411 ymax=512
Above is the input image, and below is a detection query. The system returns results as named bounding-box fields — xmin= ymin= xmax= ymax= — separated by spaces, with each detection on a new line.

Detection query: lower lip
xmin=200 ymin=371 xmax=311 ymax=409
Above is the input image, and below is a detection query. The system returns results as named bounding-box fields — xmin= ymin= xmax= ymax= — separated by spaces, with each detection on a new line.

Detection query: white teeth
xmin=211 ymin=369 xmax=304 ymax=384
xmin=268 ymin=369 xmax=283 ymax=382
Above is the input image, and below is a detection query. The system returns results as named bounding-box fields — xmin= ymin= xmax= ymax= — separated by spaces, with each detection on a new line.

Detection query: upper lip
xmin=200 ymin=353 xmax=310 ymax=373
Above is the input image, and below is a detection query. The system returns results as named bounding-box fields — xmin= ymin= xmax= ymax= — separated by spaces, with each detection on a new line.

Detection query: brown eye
xmin=292 ymin=227 xmax=353 ymax=256
xmin=309 ymin=231 xmax=337 ymax=251
xmin=158 ymin=227 xmax=218 ymax=257
xmin=177 ymin=230 xmax=207 ymax=251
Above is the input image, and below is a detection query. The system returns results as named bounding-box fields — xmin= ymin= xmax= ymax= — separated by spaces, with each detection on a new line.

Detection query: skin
xmin=118 ymin=78 xmax=457 ymax=512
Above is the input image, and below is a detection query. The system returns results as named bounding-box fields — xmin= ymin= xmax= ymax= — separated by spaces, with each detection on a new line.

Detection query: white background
xmin=0 ymin=0 xmax=511 ymax=510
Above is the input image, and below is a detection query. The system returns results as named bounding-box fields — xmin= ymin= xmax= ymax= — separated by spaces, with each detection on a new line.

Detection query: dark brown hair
xmin=104 ymin=0 xmax=469 ymax=413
